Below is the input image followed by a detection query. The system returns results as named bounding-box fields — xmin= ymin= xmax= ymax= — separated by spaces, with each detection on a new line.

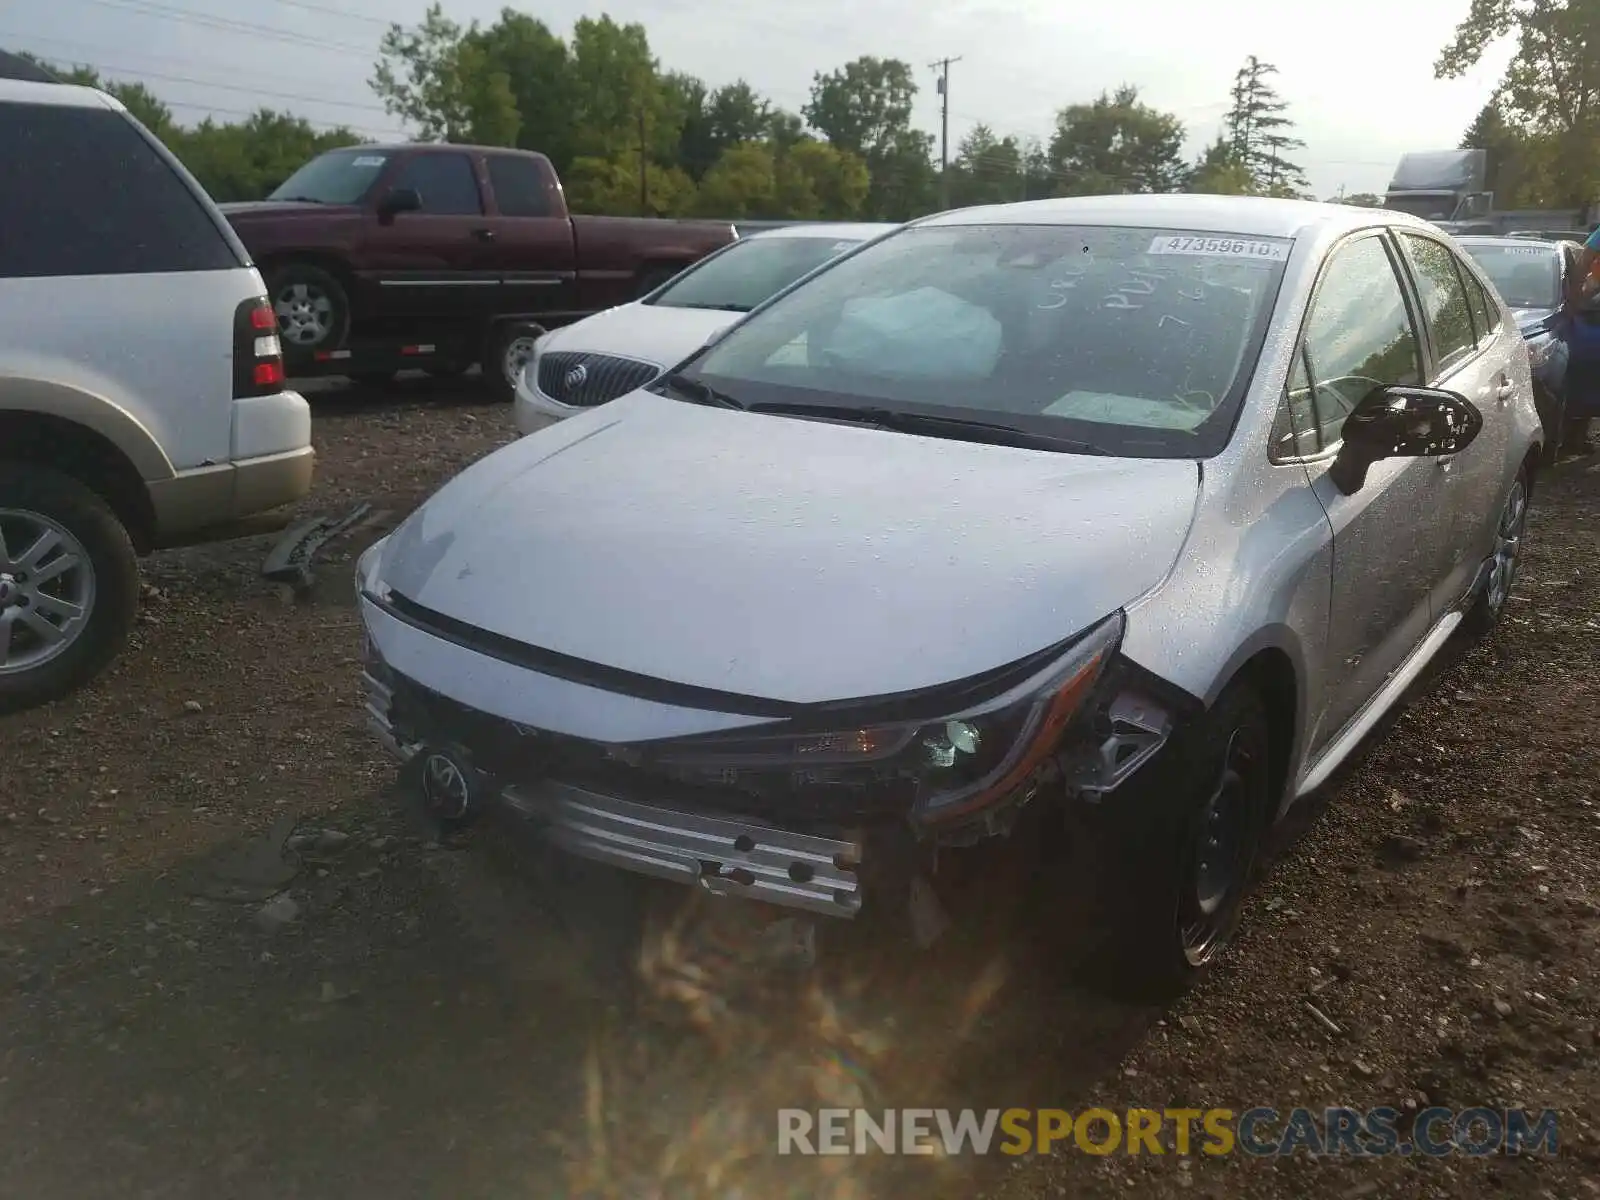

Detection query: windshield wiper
xmin=676 ymin=302 xmax=751 ymax=313
xmin=745 ymin=402 xmax=1110 ymax=454
xmin=273 ymin=195 xmax=327 ymax=204
xmin=654 ymin=372 xmax=746 ymax=409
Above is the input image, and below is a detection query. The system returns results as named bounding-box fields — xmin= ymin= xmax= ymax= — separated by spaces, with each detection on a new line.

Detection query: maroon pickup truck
xmin=218 ymin=142 xmax=737 ymax=397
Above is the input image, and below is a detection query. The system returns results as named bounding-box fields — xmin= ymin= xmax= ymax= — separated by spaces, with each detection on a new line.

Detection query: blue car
xmin=1458 ymin=235 xmax=1574 ymax=459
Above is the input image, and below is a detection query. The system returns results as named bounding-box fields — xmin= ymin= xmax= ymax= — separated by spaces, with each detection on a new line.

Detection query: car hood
xmin=538 ymin=301 xmax=740 ymax=369
xmin=374 ymin=394 xmax=1203 ymax=705
xmin=1512 ymin=307 xmax=1560 ymax=337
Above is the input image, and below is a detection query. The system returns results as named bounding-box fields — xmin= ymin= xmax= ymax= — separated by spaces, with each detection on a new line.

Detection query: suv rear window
xmin=0 ymin=101 xmax=240 ymax=279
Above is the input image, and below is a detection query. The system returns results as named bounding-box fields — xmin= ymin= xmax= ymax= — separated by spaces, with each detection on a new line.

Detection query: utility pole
xmin=930 ymin=56 xmax=962 ymax=210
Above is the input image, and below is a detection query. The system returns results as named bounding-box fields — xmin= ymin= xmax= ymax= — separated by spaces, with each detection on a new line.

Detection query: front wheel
xmin=0 ymin=465 xmax=139 ymax=714
xmin=484 ymin=321 xmax=543 ymax=404
xmin=1079 ymin=681 xmax=1273 ymax=1001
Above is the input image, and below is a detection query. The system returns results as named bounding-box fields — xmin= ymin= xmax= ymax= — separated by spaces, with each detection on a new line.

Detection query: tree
xmin=564 ymin=155 xmax=694 ymax=217
xmin=775 ymin=141 xmax=870 ymax=218
xmin=1187 ymin=136 xmax=1257 ymax=195
xmin=673 ymin=77 xmax=772 ymax=181
xmin=1339 ymin=192 xmax=1384 ymax=207
xmin=804 ymin=56 xmax=935 ymax=218
xmin=370 ymin=3 xmax=520 ymax=145
xmin=1048 ymin=85 xmax=1187 ymax=195
xmin=948 ymin=124 xmax=1027 ymax=206
xmin=1436 ymin=0 xmax=1600 ymax=161
xmin=1460 ymin=93 xmax=1557 ymax=206
xmin=1224 ymin=56 xmax=1309 ymax=195
xmin=689 ymin=140 xmax=869 ymax=219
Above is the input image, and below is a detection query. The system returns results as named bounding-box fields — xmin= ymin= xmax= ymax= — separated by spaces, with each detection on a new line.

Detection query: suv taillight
xmin=233 ymin=296 xmax=286 ymax=397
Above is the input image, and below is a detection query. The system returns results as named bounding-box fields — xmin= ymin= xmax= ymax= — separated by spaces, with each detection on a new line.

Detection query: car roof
xmin=0 ymin=76 xmax=120 ymax=109
xmin=742 ymin=222 xmax=899 ymax=243
xmin=914 ymin=194 xmax=1438 ymax=240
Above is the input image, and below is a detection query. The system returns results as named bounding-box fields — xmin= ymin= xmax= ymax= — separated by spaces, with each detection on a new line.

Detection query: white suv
xmin=0 ymin=66 xmax=314 ymax=712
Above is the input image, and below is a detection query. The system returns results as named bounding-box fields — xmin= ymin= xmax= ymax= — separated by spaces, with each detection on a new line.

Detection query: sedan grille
xmin=536 ymin=351 xmax=661 ymax=408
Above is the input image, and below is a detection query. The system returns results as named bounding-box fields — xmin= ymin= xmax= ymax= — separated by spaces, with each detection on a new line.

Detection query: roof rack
xmin=0 ymin=50 xmax=61 ymax=84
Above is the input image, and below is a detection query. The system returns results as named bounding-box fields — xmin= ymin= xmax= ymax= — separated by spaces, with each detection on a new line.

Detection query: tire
xmin=0 ymin=465 xmax=139 ymax=715
xmin=1461 ymin=466 xmax=1530 ymax=640
xmin=265 ymin=261 xmax=351 ymax=355
xmin=635 ymin=264 xmax=682 ymax=299
xmin=483 ymin=321 xmax=543 ymax=404
xmin=1079 ymin=680 xmax=1274 ymax=1002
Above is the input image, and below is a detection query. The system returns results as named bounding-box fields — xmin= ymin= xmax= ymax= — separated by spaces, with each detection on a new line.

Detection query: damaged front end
xmin=358 ymin=554 xmax=1185 ymax=943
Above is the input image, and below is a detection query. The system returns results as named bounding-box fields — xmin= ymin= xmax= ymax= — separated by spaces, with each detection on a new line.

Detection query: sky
xmin=5 ymin=0 xmax=1518 ymax=200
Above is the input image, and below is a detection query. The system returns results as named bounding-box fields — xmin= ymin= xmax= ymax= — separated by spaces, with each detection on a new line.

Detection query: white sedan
xmin=513 ymin=222 xmax=895 ymax=432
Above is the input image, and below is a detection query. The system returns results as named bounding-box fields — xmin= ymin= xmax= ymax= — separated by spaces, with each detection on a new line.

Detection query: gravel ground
xmin=1 ymin=378 xmax=1597 ymax=1199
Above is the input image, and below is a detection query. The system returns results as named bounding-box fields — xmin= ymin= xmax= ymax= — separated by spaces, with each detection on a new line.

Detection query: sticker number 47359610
xmin=1148 ymin=235 xmax=1289 ymax=261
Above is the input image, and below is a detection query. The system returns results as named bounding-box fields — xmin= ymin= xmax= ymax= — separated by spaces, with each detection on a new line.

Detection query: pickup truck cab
xmin=219 ymin=143 xmax=737 ymax=397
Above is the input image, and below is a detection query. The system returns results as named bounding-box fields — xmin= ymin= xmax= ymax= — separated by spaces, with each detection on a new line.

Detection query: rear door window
xmin=486 ymin=155 xmax=553 ymax=217
xmin=387 ymin=152 xmax=484 ymax=215
xmin=0 ymin=101 xmax=240 ymax=279
xmin=1398 ymin=233 xmax=1478 ymax=375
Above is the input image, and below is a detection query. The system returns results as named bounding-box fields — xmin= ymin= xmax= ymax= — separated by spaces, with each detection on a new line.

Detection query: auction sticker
xmin=1148 ymin=235 xmax=1289 ymax=261
xmin=351 ymin=156 xmax=387 ymax=168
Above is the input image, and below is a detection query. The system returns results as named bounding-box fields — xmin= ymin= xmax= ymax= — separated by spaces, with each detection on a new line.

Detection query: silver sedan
xmin=356 ymin=194 xmax=1542 ymax=998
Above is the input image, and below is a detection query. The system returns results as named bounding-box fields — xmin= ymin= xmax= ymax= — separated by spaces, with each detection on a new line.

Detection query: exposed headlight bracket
xmin=1066 ymin=688 xmax=1173 ymax=802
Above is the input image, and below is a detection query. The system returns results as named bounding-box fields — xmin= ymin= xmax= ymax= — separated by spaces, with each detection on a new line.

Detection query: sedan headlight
xmin=635 ymin=612 xmax=1124 ymax=824
xmin=355 ymin=536 xmax=389 ymax=602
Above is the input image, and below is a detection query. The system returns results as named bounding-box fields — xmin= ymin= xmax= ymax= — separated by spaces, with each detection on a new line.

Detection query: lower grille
xmin=536 ymin=350 xmax=660 ymax=407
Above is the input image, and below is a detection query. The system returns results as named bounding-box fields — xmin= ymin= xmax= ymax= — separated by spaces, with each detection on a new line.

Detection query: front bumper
xmin=362 ymin=666 xmax=866 ymax=917
xmin=511 ymin=369 xmax=578 ymax=432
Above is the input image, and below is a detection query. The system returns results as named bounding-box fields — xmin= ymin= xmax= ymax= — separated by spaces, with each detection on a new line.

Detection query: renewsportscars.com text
xmin=776 ymin=1106 xmax=1559 ymax=1157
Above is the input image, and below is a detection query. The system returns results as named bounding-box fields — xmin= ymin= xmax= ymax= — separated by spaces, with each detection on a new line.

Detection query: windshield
xmin=1462 ymin=243 xmax=1562 ymax=309
xmin=647 ymin=234 xmax=867 ymax=313
xmin=267 ymin=148 xmax=390 ymax=205
xmin=679 ymin=223 xmax=1290 ymax=458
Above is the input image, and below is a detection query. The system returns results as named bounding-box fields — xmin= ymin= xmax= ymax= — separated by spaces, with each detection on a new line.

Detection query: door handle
xmin=472 ymin=228 xmax=496 ymax=242
xmin=1495 ymin=375 xmax=1515 ymax=403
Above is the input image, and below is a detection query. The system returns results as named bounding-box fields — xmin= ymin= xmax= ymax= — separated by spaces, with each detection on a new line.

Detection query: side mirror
xmin=1329 ymin=384 xmax=1483 ymax=495
xmin=377 ymin=187 xmax=422 ymax=222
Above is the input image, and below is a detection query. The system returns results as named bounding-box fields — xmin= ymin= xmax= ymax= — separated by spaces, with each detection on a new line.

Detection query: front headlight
xmin=1528 ymin=335 xmax=1562 ymax=372
xmin=355 ymin=536 xmax=389 ymax=602
xmin=634 ymin=612 xmax=1124 ymax=825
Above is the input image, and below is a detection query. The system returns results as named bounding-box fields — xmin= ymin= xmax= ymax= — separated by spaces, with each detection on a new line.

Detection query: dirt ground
xmin=2 ymin=377 xmax=1598 ymax=1199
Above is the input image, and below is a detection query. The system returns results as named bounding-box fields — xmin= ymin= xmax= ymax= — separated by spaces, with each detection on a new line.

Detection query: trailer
xmin=1382 ymin=148 xmax=1596 ymax=237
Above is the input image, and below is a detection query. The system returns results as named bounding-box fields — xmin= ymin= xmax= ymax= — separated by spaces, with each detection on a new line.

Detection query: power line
xmin=69 ymin=0 xmax=376 ymax=56
xmin=19 ymin=52 xmax=394 ymax=115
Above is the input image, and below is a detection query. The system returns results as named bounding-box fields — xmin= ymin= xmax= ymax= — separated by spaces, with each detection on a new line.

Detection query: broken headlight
xmin=635 ymin=612 xmax=1123 ymax=823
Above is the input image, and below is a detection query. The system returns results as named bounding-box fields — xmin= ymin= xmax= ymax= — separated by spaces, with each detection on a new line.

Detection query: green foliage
xmin=1222 ymin=57 xmax=1309 ymax=196
xmin=1048 ymin=85 xmax=1188 ymax=195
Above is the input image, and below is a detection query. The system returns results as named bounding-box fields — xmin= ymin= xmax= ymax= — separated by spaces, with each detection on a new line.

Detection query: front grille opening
xmin=537 ymin=351 xmax=660 ymax=407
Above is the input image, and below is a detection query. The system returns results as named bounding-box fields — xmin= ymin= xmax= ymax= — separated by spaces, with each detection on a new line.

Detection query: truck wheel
xmin=266 ymin=261 xmax=351 ymax=354
xmin=635 ymin=264 xmax=682 ymax=298
xmin=0 ymin=465 xmax=139 ymax=715
xmin=484 ymin=322 xmax=543 ymax=404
